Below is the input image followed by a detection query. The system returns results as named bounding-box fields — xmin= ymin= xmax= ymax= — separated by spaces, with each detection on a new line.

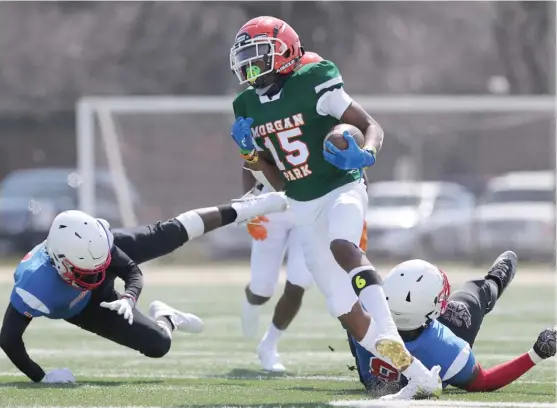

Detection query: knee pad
xmin=142 ymin=334 xmax=171 ymax=358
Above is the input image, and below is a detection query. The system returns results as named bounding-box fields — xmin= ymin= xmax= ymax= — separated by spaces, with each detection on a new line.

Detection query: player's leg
xmin=315 ymin=181 xmax=441 ymax=398
xmin=242 ymin=215 xmax=287 ymax=339
xmin=439 ymin=251 xmax=517 ymax=347
xmin=65 ymin=292 xmax=202 ymax=358
xmin=257 ymin=225 xmax=313 ymax=371
xmin=112 ymin=193 xmax=287 ymax=265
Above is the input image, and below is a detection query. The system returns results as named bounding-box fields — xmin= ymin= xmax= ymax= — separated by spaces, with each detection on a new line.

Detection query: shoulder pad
xmin=300 ymin=60 xmax=343 ymax=96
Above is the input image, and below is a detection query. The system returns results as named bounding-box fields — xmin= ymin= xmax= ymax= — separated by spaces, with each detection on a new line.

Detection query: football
xmin=324 ymin=123 xmax=364 ymax=152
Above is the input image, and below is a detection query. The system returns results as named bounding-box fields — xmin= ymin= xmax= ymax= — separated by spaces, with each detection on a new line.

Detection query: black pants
xmin=65 ymin=219 xmax=188 ymax=358
xmin=438 ymin=278 xmax=499 ymax=347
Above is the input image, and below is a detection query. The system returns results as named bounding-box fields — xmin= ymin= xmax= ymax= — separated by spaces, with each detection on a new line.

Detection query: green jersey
xmin=233 ymin=60 xmax=360 ymax=201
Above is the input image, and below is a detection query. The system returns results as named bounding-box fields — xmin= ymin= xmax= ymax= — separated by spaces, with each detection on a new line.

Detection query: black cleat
xmin=533 ymin=327 xmax=556 ymax=360
xmin=485 ymin=250 xmax=517 ymax=298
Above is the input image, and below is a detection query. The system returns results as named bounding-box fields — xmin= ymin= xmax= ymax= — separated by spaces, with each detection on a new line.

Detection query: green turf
xmin=0 ymin=276 xmax=554 ymax=407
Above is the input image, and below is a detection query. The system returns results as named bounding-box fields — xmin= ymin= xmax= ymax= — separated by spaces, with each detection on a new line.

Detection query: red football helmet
xmin=300 ymin=51 xmax=324 ymax=65
xmin=230 ymin=16 xmax=303 ymax=89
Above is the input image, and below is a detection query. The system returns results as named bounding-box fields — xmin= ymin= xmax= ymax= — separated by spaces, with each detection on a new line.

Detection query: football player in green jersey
xmin=229 ymin=16 xmax=442 ymax=400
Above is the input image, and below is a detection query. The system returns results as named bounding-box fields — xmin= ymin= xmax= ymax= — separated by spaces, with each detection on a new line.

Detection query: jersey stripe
xmin=443 ymin=344 xmax=471 ymax=381
xmin=314 ymin=76 xmax=343 ymax=94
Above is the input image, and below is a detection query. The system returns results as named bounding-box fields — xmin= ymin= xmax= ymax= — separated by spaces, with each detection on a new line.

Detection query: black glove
xmin=533 ymin=327 xmax=556 ymax=360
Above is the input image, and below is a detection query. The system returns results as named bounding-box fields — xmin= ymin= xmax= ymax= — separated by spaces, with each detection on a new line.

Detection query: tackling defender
xmin=0 ymin=193 xmax=286 ymax=383
xmin=348 ymin=251 xmax=556 ymax=396
xmin=229 ymin=16 xmax=442 ymax=400
xmin=241 ymin=51 xmax=329 ymax=373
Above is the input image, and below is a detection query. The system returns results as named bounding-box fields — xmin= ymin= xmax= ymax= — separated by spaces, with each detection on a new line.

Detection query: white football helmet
xmin=383 ymin=259 xmax=451 ymax=331
xmin=46 ymin=210 xmax=112 ymax=289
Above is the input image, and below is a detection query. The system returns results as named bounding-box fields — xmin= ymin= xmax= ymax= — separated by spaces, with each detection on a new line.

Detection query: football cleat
xmin=231 ymin=192 xmax=288 ymax=223
xmin=257 ymin=341 xmax=286 ymax=372
xmin=485 ymin=250 xmax=517 ymax=298
xmin=149 ymin=301 xmax=204 ymax=334
xmin=375 ymin=339 xmax=412 ymax=371
xmin=533 ymin=327 xmax=556 ymax=360
xmin=379 ymin=365 xmax=442 ymax=401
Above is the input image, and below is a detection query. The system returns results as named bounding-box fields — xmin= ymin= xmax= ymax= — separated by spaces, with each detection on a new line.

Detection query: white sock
xmin=243 ymin=297 xmax=260 ymax=316
xmin=348 ymin=267 xmax=398 ymax=336
xmin=400 ymin=357 xmax=432 ymax=380
xmin=261 ymin=323 xmax=283 ymax=348
xmin=528 ymin=348 xmax=543 ymax=364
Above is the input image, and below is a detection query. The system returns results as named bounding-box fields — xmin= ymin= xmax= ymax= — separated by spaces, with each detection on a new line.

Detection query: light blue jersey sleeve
xmin=444 ymin=347 xmax=477 ymax=386
xmin=10 ymin=243 xmax=50 ymax=318
xmin=406 ymin=321 xmax=477 ymax=387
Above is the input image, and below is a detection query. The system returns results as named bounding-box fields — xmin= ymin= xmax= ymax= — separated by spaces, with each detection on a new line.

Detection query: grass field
xmin=0 ymin=263 xmax=555 ymax=408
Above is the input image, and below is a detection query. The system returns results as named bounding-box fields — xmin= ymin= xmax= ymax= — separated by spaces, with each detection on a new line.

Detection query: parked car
xmin=0 ymin=167 xmax=141 ymax=254
xmin=474 ymin=171 xmax=555 ymax=262
xmin=365 ymin=181 xmax=476 ymax=259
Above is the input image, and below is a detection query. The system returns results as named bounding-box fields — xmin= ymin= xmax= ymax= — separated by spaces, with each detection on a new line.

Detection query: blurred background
xmin=0 ymin=1 xmax=555 ymax=266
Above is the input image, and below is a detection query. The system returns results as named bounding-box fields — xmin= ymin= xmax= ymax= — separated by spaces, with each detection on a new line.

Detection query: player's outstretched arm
xmin=99 ymin=246 xmax=143 ymax=325
xmin=0 ymin=304 xmax=45 ymax=382
xmin=459 ymin=327 xmax=556 ymax=392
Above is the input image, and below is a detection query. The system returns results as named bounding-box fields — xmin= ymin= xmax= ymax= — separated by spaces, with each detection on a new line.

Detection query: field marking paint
xmin=330 ymin=401 xmax=557 ymax=408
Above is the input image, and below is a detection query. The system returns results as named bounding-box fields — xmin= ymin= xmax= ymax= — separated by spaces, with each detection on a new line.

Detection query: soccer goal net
xmin=76 ymin=95 xmax=555 ymax=228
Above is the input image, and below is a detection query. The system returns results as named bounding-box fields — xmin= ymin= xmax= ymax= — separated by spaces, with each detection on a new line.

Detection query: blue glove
xmin=231 ymin=116 xmax=255 ymax=155
xmin=323 ymin=131 xmax=376 ymax=170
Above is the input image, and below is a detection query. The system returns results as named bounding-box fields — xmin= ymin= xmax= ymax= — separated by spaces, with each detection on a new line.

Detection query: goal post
xmin=76 ymin=94 xmax=556 ymax=229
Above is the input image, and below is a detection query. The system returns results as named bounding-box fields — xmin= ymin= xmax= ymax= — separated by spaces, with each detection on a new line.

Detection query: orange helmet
xmin=230 ymin=16 xmax=303 ymax=89
xmin=301 ymin=51 xmax=324 ymax=65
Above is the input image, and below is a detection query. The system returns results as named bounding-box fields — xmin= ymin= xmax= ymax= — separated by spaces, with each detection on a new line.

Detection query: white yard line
xmin=330 ymin=401 xmax=557 ymax=408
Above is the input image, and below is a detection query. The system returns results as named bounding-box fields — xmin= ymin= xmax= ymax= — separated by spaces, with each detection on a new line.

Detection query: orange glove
xmin=247 ymin=216 xmax=269 ymax=241
xmin=359 ymin=221 xmax=368 ymax=252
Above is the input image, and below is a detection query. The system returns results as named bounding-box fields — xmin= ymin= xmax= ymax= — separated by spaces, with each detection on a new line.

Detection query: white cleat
xmin=241 ymin=299 xmax=260 ymax=339
xmin=257 ymin=343 xmax=286 ymax=372
xmin=379 ymin=365 xmax=443 ymax=401
xmin=232 ymin=192 xmax=288 ymax=223
xmin=149 ymin=301 xmax=204 ymax=334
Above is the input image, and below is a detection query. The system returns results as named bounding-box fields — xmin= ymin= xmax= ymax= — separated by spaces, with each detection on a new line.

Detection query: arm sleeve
xmin=0 ymin=304 xmax=45 ymax=382
xmin=463 ymin=352 xmax=536 ymax=392
xmin=316 ymin=88 xmax=353 ymax=119
xmin=310 ymin=60 xmax=353 ymax=119
xmin=109 ymin=246 xmax=143 ymax=301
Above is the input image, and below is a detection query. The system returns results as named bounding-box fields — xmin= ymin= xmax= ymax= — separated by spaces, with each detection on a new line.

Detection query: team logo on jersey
xmin=250 ymin=113 xmax=305 ymax=139
xmin=369 ymin=357 xmax=401 ymax=383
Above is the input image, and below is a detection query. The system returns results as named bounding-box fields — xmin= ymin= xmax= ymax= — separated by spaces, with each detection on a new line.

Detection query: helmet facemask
xmin=51 ymin=251 xmax=110 ymax=290
xmin=230 ymin=37 xmax=291 ymax=90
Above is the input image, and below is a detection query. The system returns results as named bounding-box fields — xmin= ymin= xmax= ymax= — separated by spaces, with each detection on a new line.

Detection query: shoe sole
xmin=375 ymin=339 xmax=412 ymax=370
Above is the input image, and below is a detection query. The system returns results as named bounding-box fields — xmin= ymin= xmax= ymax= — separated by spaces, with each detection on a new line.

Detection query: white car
xmin=366 ymin=181 xmax=476 ymax=259
xmin=474 ymin=171 xmax=555 ymax=261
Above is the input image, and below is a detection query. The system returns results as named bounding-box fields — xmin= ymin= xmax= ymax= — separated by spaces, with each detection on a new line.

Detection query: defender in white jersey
xmin=242 ymin=179 xmax=313 ymax=372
